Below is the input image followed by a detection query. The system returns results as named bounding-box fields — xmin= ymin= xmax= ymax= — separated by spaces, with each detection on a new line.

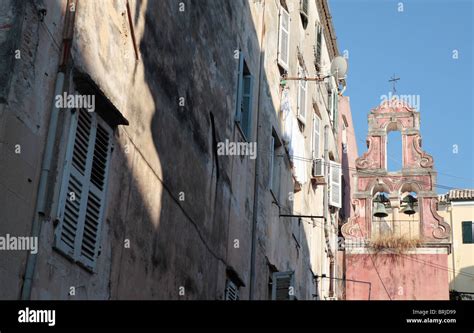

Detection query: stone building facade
xmin=0 ymin=0 xmax=354 ymax=300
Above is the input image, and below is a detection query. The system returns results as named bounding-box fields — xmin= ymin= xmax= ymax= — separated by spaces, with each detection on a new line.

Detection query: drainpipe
xmin=249 ymin=0 xmax=266 ymax=300
xmin=448 ymin=203 xmax=456 ymax=292
xmin=323 ymin=125 xmax=335 ymax=298
xmin=21 ymin=0 xmax=77 ymax=300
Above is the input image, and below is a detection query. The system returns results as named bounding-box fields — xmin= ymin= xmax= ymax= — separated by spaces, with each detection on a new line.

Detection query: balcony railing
xmin=371 ymin=219 xmax=420 ymax=240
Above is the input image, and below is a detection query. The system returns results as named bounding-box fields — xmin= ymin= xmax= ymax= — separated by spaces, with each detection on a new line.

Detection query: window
xmin=272 ymin=271 xmax=295 ymax=300
xmin=462 ymin=221 xmax=474 ymax=244
xmin=236 ymin=52 xmax=254 ymax=140
xmin=278 ymin=5 xmax=290 ymax=70
xmin=340 ymin=177 xmax=346 ymax=220
xmin=329 ymin=161 xmax=342 ymax=208
xmin=328 ymin=87 xmax=338 ymax=132
xmin=312 ymin=114 xmax=320 ymax=159
xmin=225 ymin=279 xmax=240 ymax=300
xmin=270 ymin=131 xmax=282 ymax=200
xmin=342 ymin=123 xmax=347 ymax=153
xmin=314 ymin=23 xmax=323 ymax=71
xmin=297 ymin=64 xmax=307 ymax=123
xmin=55 ymin=108 xmax=113 ymax=271
xmin=300 ymin=0 xmax=309 ymax=29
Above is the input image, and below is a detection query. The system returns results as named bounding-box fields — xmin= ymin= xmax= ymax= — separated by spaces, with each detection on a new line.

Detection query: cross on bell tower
xmin=388 ymin=74 xmax=400 ymax=94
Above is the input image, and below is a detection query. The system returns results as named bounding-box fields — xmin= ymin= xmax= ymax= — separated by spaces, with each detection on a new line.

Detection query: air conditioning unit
xmin=311 ymin=158 xmax=325 ymax=180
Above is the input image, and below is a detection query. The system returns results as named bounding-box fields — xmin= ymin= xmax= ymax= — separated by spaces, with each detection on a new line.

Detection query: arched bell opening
xmin=371 ymin=191 xmax=391 ymax=239
xmin=399 ymin=183 xmax=422 ymax=240
xmin=385 ymin=121 xmax=404 ymax=172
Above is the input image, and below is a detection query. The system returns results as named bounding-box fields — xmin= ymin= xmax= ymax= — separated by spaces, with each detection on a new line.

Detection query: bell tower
xmin=342 ymin=98 xmax=451 ymax=300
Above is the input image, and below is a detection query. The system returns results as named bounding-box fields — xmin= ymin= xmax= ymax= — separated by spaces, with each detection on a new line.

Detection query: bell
xmin=373 ymin=202 xmax=388 ymax=218
xmin=402 ymin=202 xmax=416 ymax=215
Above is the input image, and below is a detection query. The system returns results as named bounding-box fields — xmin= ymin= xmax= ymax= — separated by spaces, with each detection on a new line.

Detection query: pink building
xmin=335 ymin=95 xmax=359 ymax=299
xmin=342 ymin=98 xmax=451 ymax=300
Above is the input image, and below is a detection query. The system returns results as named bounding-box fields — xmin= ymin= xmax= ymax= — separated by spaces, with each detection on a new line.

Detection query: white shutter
xmin=225 ymin=280 xmax=239 ymax=300
xmin=272 ymin=271 xmax=295 ymax=300
xmin=329 ymin=161 xmax=342 ymax=208
xmin=328 ymin=89 xmax=334 ymax=123
xmin=278 ymin=6 xmax=290 ymax=70
xmin=269 ymin=136 xmax=275 ymax=190
xmin=315 ymin=24 xmax=323 ymax=70
xmin=55 ymin=108 xmax=113 ymax=270
xmin=297 ymin=65 xmax=307 ymax=123
xmin=300 ymin=0 xmax=309 ymax=17
xmin=312 ymin=115 xmax=320 ymax=159
xmin=55 ymin=109 xmax=92 ymax=257
xmin=333 ymin=89 xmax=339 ymax=132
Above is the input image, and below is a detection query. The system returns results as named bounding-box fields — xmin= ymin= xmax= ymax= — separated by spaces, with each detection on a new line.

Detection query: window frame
xmin=314 ymin=23 xmax=323 ymax=71
xmin=300 ymin=0 xmax=309 ymax=29
xmin=272 ymin=271 xmax=295 ymax=300
xmin=312 ymin=113 xmax=321 ymax=159
xmin=462 ymin=221 xmax=474 ymax=244
xmin=328 ymin=160 xmax=342 ymax=208
xmin=235 ymin=52 xmax=254 ymax=141
xmin=54 ymin=107 xmax=113 ymax=272
xmin=278 ymin=5 xmax=291 ymax=71
xmin=270 ymin=131 xmax=282 ymax=202
xmin=297 ymin=64 xmax=307 ymax=124
xmin=225 ymin=279 xmax=240 ymax=300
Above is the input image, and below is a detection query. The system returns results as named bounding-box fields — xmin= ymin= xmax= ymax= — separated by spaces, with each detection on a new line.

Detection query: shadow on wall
xmin=102 ymin=0 xmax=313 ymax=300
xmin=450 ymin=265 xmax=474 ymax=300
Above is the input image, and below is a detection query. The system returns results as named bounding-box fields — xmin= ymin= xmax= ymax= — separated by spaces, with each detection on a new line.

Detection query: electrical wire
xmin=345 ymin=126 xmax=474 ymax=183
xmin=277 ymin=201 xmax=474 ymax=279
xmin=119 ymin=128 xmax=230 ymax=268
xmin=256 ymin=146 xmax=460 ymax=191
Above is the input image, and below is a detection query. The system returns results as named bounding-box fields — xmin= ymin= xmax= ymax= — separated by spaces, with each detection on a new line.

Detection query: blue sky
xmin=329 ymin=0 xmax=474 ymax=193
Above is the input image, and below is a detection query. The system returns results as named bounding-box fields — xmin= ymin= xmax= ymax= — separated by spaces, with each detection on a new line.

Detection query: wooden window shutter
xmin=225 ymin=280 xmax=239 ymax=300
xmin=55 ymin=108 xmax=113 ymax=270
xmin=462 ymin=221 xmax=473 ymax=244
xmin=315 ymin=24 xmax=323 ymax=70
xmin=328 ymin=88 xmax=334 ymax=121
xmin=312 ymin=114 xmax=320 ymax=159
xmin=300 ymin=0 xmax=309 ymax=16
xmin=235 ymin=52 xmax=245 ymax=125
xmin=329 ymin=161 xmax=342 ymax=208
xmin=269 ymin=135 xmax=275 ymax=190
xmin=333 ymin=89 xmax=339 ymax=132
xmin=297 ymin=65 xmax=307 ymax=123
xmin=278 ymin=6 xmax=290 ymax=70
xmin=272 ymin=271 xmax=295 ymax=300
xmin=241 ymin=72 xmax=254 ymax=139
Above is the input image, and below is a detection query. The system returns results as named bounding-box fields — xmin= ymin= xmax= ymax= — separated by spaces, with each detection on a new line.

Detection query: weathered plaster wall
xmin=29 ymin=0 xmax=263 ymax=300
xmin=1 ymin=0 xmax=350 ymax=301
xmin=0 ymin=0 xmax=24 ymax=103
xmin=346 ymin=253 xmax=450 ymax=300
xmin=0 ymin=0 xmax=67 ymax=299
